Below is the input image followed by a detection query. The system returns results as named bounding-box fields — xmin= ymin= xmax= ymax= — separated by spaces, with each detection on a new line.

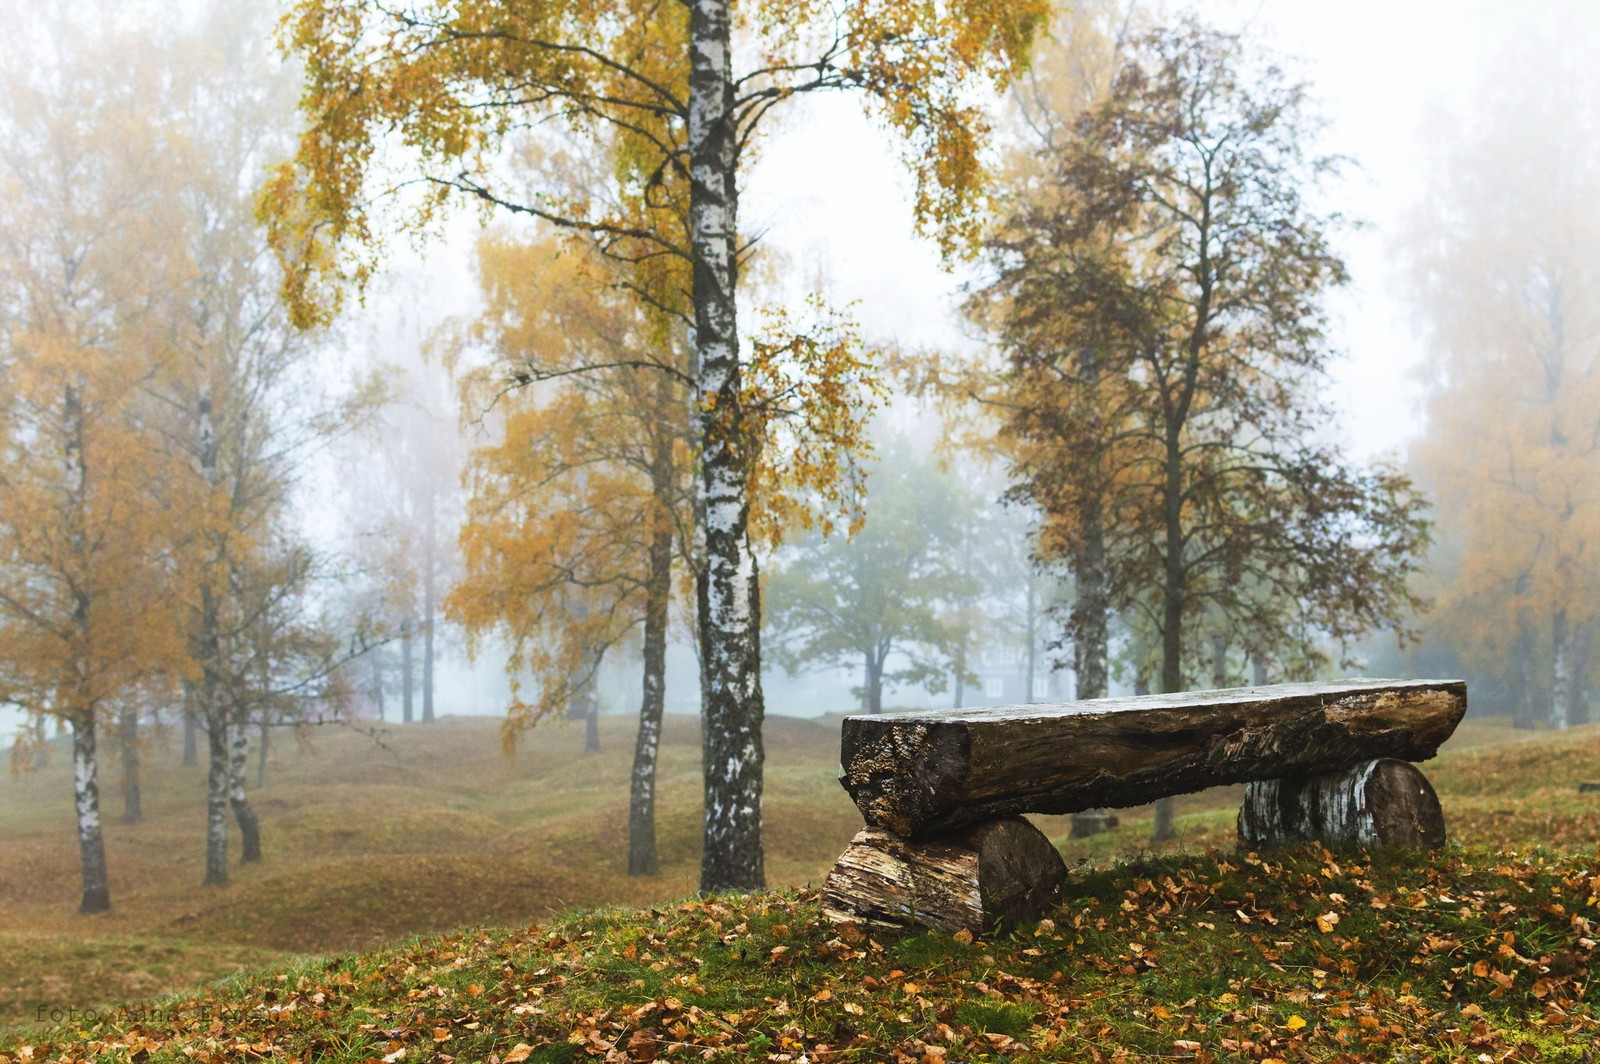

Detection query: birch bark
xmin=689 ymin=0 xmax=765 ymax=892
xmin=72 ymin=714 xmax=111 ymax=914
xmin=230 ymin=713 xmax=262 ymax=862
xmin=629 ymin=457 xmax=674 ymax=876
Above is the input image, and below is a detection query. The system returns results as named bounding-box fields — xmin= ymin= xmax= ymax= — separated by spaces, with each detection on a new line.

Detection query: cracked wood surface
xmin=821 ymin=818 xmax=1066 ymax=934
xmin=839 ymin=680 xmax=1466 ymax=837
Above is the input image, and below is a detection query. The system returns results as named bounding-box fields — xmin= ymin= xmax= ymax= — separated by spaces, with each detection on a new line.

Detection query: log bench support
xmin=1239 ymin=758 xmax=1446 ymax=850
xmin=820 ymin=818 xmax=1067 ymax=934
xmin=822 ymin=680 xmax=1465 ymax=934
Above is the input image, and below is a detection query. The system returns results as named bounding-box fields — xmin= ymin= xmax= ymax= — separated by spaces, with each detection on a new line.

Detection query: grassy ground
xmin=2 ymin=710 xmax=1598 ymax=1060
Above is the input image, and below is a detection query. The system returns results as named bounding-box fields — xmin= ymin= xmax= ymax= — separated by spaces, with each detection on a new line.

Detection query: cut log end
xmin=821 ymin=817 xmax=1066 ymax=935
xmin=1238 ymin=758 xmax=1446 ymax=851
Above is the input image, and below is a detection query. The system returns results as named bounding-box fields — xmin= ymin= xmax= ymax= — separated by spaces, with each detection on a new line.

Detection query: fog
xmin=1 ymin=0 xmax=1597 ymax=744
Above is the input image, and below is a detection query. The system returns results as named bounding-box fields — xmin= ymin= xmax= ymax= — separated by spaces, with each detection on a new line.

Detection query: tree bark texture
xmin=204 ymin=707 xmax=230 ymax=885
xmin=1070 ymin=567 xmax=1110 ymax=840
xmin=840 ymin=679 xmax=1466 ymax=838
xmin=119 ymin=703 xmax=142 ymax=825
xmin=690 ymin=0 xmax=764 ymax=893
xmin=72 ymin=714 xmax=111 ymax=914
xmin=230 ymin=716 xmax=262 ymax=863
xmin=1238 ymin=758 xmax=1446 ymax=850
xmin=821 ymin=818 xmax=1066 ymax=935
xmin=629 ymin=491 xmax=673 ymax=877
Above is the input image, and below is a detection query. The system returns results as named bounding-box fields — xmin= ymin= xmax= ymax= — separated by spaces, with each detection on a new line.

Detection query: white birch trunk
xmin=73 ymin=714 xmax=111 ymax=913
xmin=229 ymin=712 xmax=262 ymax=862
xmin=1552 ymin=610 xmax=1570 ymax=731
xmin=689 ymin=0 xmax=764 ymax=892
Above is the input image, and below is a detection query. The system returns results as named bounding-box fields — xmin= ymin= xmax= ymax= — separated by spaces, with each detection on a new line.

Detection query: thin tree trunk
xmin=864 ymin=649 xmax=884 ymax=715
xmin=229 ymin=713 xmax=261 ymax=863
xmin=372 ymin=653 xmax=386 ymax=723
xmin=204 ymin=706 xmax=230 ymax=885
xmin=629 ymin=483 xmax=674 ymax=877
xmin=690 ymin=0 xmax=764 ymax=893
xmin=31 ymin=715 xmax=48 ymax=770
xmin=1070 ymin=527 xmax=1109 ymax=838
xmin=1552 ymin=609 xmax=1570 ymax=730
xmin=1211 ymin=633 xmax=1227 ymax=689
xmin=1025 ymin=569 xmax=1037 ymax=702
xmin=422 ymin=501 xmax=436 ymax=723
xmin=72 ymin=713 xmax=111 ymax=914
xmin=1251 ymin=656 xmax=1268 ymax=687
xmin=401 ymin=621 xmax=414 ymax=724
xmin=1568 ymin=623 xmax=1591 ymax=727
xmin=182 ymin=696 xmax=199 ymax=767
xmin=585 ymin=652 xmax=601 ymax=754
xmin=119 ymin=703 xmax=142 ymax=825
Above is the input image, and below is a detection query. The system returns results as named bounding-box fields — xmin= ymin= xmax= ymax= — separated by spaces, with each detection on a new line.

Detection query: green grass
xmin=2 ymin=712 xmax=1599 ymax=1060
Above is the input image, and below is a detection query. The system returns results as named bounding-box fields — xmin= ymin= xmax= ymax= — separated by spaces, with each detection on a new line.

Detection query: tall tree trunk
xmin=1251 ymin=656 xmax=1268 ymax=687
xmin=1211 ymin=633 xmax=1228 ymax=689
xmin=864 ymin=649 xmax=884 ymax=715
xmin=204 ymin=706 xmax=230 ymax=885
xmin=72 ymin=712 xmax=111 ymax=914
xmin=690 ymin=0 xmax=764 ymax=893
xmin=1024 ymin=569 xmax=1037 ymax=702
xmin=401 ymin=621 xmax=415 ymax=724
xmin=372 ymin=653 xmax=386 ymax=723
xmin=229 ymin=713 xmax=261 ymax=863
xmin=422 ymin=501 xmax=436 ymax=723
xmin=182 ymin=694 xmax=199 ymax=767
xmin=585 ymin=652 xmax=601 ymax=754
xmin=1568 ymin=623 xmax=1592 ymax=727
xmin=629 ymin=483 xmax=674 ymax=877
xmin=1070 ymin=524 xmax=1110 ymax=838
xmin=1552 ymin=609 xmax=1570 ymax=730
xmin=31 ymin=715 xmax=49 ymax=770
xmin=119 ymin=703 xmax=142 ymax=825
xmin=195 ymin=389 xmax=231 ymax=886
xmin=1074 ymin=513 xmax=1108 ymax=704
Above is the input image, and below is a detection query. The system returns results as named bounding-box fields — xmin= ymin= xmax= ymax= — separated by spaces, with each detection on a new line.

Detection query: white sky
xmin=743 ymin=0 xmax=1516 ymax=463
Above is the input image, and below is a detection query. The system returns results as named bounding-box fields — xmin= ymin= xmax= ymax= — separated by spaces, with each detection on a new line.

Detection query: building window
xmin=983 ymin=677 xmax=1004 ymax=699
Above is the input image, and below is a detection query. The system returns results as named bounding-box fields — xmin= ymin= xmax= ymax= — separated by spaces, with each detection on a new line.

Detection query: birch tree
xmin=145 ymin=1 xmax=378 ymax=884
xmin=0 ymin=11 xmax=194 ymax=911
xmin=263 ymin=0 xmax=1045 ymax=889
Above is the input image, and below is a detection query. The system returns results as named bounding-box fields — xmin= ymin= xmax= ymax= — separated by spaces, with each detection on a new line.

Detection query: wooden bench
xmin=821 ymin=679 xmax=1466 ymax=934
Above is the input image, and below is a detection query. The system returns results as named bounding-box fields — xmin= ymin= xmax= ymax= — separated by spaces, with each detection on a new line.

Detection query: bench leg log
xmin=1238 ymin=758 xmax=1446 ymax=850
xmin=821 ymin=817 xmax=1066 ymax=935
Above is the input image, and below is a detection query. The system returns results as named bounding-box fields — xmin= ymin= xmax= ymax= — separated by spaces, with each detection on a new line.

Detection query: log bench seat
xmin=821 ymin=678 xmax=1466 ymax=935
